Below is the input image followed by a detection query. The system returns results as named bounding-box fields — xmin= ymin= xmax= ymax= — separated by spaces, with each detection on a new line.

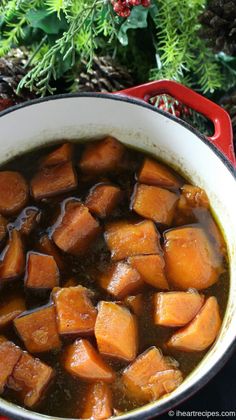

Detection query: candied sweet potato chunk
xmin=79 ymin=137 xmax=124 ymax=174
xmin=16 ymin=207 xmax=41 ymax=236
xmin=123 ymin=346 xmax=182 ymax=402
xmin=178 ymin=184 xmax=209 ymax=214
xmin=40 ymin=143 xmax=72 ymax=167
xmin=167 ymin=296 xmax=221 ymax=351
xmin=0 ymin=171 xmax=28 ymax=216
xmin=8 ymin=352 xmax=54 ymax=407
xmin=86 ymin=183 xmax=122 ymax=218
xmin=138 ymin=158 xmax=181 ymax=189
xmin=64 ymin=339 xmax=115 ymax=383
xmin=53 ymin=285 xmax=97 ymax=335
xmin=38 ymin=235 xmax=65 ymax=271
xmin=105 ymin=220 xmax=161 ymax=261
xmin=132 ymin=184 xmax=178 ymax=225
xmin=0 ymin=338 xmax=22 ymax=393
xmin=164 ymin=226 xmax=223 ymax=290
xmin=0 ymin=230 xmax=25 ymax=282
xmin=14 ymin=304 xmax=61 ymax=353
xmin=124 ymin=294 xmax=143 ymax=316
xmin=153 ymin=291 xmax=204 ymax=327
xmin=0 ymin=294 xmax=26 ymax=328
xmin=0 ymin=214 xmax=7 ymax=242
xmin=99 ymin=262 xmax=143 ymax=299
xmin=128 ymin=255 xmax=169 ymax=289
xmin=81 ymin=382 xmax=113 ymax=420
xmin=52 ymin=200 xmax=101 ymax=256
xmin=31 ymin=162 xmax=77 ymax=200
xmin=25 ymin=252 xmax=59 ymax=290
xmin=95 ymin=301 xmax=138 ymax=361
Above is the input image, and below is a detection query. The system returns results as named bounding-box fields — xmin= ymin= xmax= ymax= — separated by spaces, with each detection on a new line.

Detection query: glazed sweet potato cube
xmin=0 ymin=294 xmax=26 ymax=328
xmin=164 ymin=226 xmax=223 ymax=290
xmin=99 ymin=262 xmax=143 ymax=299
xmin=128 ymin=255 xmax=169 ymax=290
xmin=105 ymin=220 xmax=161 ymax=261
xmin=167 ymin=296 xmax=221 ymax=351
xmin=138 ymin=158 xmax=181 ymax=189
xmin=25 ymin=252 xmax=59 ymax=290
xmin=85 ymin=183 xmax=122 ymax=218
xmin=0 ymin=338 xmax=22 ymax=393
xmin=8 ymin=351 xmax=54 ymax=407
xmin=81 ymin=382 xmax=113 ymax=420
xmin=53 ymin=285 xmax=97 ymax=335
xmin=0 ymin=230 xmax=25 ymax=282
xmin=132 ymin=184 xmax=178 ymax=225
xmin=16 ymin=207 xmax=41 ymax=236
xmin=14 ymin=304 xmax=61 ymax=353
xmin=40 ymin=143 xmax=73 ymax=167
xmin=64 ymin=339 xmax=115 ymax=383
xmin=124 ymin=294 xmax=143 ymax=316
xmin=178 ymin=184 xmax=209 ymax=215
xmin=31 ymin=161 xmax=77 ymax=200
xmin=153 ymin=291 xmax=204 ymax=327
xmin=95 ymin=301 xmax=138 ymax=361
xmin=38 ymin=235 xmax=65 ymax=271
xmin=123 ymin=346 xmax=182 ymax=402
xmin=0 ymin=214 xmax=7 ymax=242
xmin=79 ymin=137 xmax=124 ymax=174
xmin=0 ymin=171 xmax=29 ymax=216
xmin=52 ymin=200 xmax=101 ymax=256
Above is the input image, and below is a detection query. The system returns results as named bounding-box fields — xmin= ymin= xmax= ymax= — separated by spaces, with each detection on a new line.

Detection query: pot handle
xmin=115 ymin=79 xmax=236 ymax=167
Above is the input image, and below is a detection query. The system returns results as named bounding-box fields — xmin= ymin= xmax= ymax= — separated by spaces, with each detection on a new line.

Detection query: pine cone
xmin=71 ymin=56 xmax=134 ymax=93
xmin=199 ymin=0 xmax=236 ymax=55
xmin=0 ymin=48 xmax=35 ymax=110
xmin=220 ymin=91 xmax=236 ymax=146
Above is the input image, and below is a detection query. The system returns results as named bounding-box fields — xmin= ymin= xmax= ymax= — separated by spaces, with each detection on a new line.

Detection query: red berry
xmin=119 ymin=6 xmax=131 ymax=16
xmin=141 ymin=0 xmax=150 ymax=7
xmin=129 ymin=0 xmax=141 ymax=5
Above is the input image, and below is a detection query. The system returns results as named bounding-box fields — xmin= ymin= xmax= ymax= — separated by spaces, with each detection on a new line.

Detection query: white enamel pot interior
xmin=0 ymin=93 xmax=236 ymax=420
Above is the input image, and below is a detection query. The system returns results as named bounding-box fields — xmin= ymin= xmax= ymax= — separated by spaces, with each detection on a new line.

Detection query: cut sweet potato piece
xmin=128 ymin=255 xmax=169 ymax=290
xmin=178 ymin=184 xmax=209 ymax=215
xmin=164 ymin=226 xmax=223 ymax=290
xmin=52 ymin=200 xmax=101 ymax=256
xmin=99 ymin=262 xmax=143 ymax=299
xmin=0 ymin=214 xmax=7 ymax=242
xmin=86 ymin=183 xmax=122 ymax=218
xmin=81 ymin=382 xmax=113 ymax=420
xmin=14 ymin=304 xmax=61 ymax=353
xmin=124 ymin=294 xmax=143 ymax=316
xmin=8 ymin=351 xmax=54 ymax=407
xmin=138 ymin=158 xmax=181 ymax=189
xmin=40 ymin=143 xmax=73 ymax=167
xmin=0 ymin=230 xmax=25 ymax=282
xmin=123 ymin=346 xmax=182 ymax=402
xmin=53 ymin=285 xmax=97 ymax=335
xmin=37 ymin=235 xmax=65 ymax=271
xmin=0 ymin=338 xmax=22 ymax=393
xmin=0 ymin=171 xmax=28 ymax=216
xmin=95 ymin=301 xmax=138 ymax=361
xmin=25 ymin=252 xmax=59 ymax=290
xmin=31 ymin=162 xmax=77 ymax=200
xmin=132 ymin=184 xmax=178 ymax=225
xmin=16 ymin=207 xmax=41 ymax=236
xmin=167 ymin=296 xmax=221 ymax=351
xmin=64 ymin=339 xmax=115 ymax=383
xmin=105 ymin=220 xmax=161 ymax=261
xmin=153 ymin=291 xmax=204 ymax=327
xmin=0 ymin=294 xmax=26 ymax=328
xmin=79 ymin=137 xmax=124 ymax=174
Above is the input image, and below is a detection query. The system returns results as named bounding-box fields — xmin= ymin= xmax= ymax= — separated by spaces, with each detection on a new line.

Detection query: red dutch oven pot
xmin=0 ymin=80 xmax=235 ymax=420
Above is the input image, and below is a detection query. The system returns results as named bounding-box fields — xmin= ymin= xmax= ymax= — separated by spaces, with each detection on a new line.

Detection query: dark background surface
xmin=158 ymin=350 xmax=236 ymax=418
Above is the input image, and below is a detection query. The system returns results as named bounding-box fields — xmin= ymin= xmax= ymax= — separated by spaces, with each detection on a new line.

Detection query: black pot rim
xmin=0 ymin=92 xmax=235 ymax=420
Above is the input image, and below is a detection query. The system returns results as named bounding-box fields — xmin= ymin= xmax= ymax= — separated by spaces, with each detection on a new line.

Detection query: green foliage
xmin=0 ymin=0 xmax=235 ymax=97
